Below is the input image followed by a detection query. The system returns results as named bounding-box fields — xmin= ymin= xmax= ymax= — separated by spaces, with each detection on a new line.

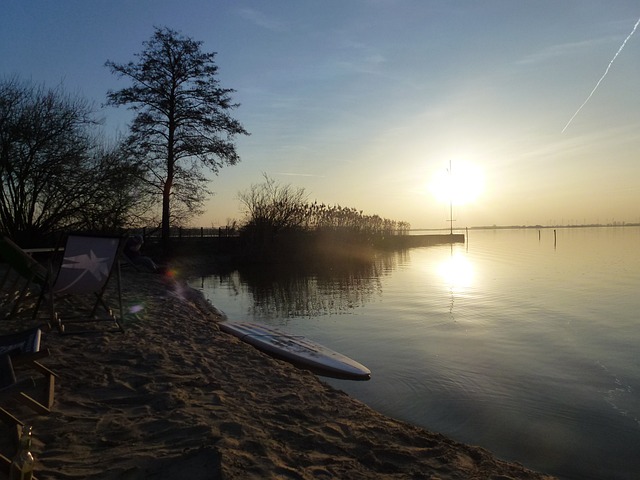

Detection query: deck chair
xmin=0 ymin=327 xmax=56 ymax=414
xmin=0 ymin=327 xmax=44 ymax=356
xmin=0 ymin=352 xmax=50 ymax=475
xmin=0 ymin=352 xmax=45 ymax=411
xmin=33 ymin=234 xmax=125 ymax=334
xmin=0 ymin=236 xmax=49 ymax=319
xmin=0 ymin=328 xmax=56 ymax=462
xmin=0 ymin=352 xmax=29 ymax=446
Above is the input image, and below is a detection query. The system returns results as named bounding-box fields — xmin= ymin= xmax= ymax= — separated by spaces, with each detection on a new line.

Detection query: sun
xmin=428 ymin=160 xmax=485 ymax=206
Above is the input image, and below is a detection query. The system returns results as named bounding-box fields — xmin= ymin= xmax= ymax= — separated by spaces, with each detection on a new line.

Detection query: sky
xmin=2 ymin=1 xmax=639 ymax=230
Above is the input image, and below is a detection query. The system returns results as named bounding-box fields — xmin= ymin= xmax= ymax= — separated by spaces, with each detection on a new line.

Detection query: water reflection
xmin=194 ymin=228 xmax=640 ymax=480
xmin=195 ymin=249 xmax=410 ymax=320
xmin=437 ymin=251 xmax=474 ymax=292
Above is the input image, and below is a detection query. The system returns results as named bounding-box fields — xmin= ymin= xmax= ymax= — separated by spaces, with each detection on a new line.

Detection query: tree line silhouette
xmin=236 ymin=175 xmax=410 ymax=261
xmin=1 ymin=28 xmax=409 ymax=258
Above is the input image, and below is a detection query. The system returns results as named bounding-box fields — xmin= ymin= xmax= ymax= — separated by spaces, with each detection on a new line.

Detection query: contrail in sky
xmin=562 ymin=15 xmax=640 ymax=133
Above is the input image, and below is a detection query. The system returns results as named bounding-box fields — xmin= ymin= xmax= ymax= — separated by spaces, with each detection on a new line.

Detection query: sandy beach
xmin=1 ymin=263 xmax=556 ymax=479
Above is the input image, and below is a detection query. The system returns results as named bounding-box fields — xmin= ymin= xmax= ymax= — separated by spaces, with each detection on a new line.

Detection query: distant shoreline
xmin=412 ymin=223 xmax=640 ymax=232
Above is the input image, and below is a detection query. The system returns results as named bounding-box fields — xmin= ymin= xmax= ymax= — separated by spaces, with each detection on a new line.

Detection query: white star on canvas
xmin=62 ymin=250 xmax=110 ymax=281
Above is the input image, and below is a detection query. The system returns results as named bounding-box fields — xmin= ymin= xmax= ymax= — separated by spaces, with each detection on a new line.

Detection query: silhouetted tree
xmin=105 ymin=26 xmax=249 ymax=250
xmin=0 ymin=77 xmax=145 ymax=245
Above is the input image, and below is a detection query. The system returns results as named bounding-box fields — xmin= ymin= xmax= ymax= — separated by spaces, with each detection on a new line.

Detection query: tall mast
xmin=448 ymin=160 xmax=453 ymax=235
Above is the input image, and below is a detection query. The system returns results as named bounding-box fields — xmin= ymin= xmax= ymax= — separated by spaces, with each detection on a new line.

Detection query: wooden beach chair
xmin=0 ymin=236 xmax=49 ymax=319
xmin=32 ymin=234 xmax=125 ymax=334
xmin=0 ymin=327 xmax=57 ymax=414
xmin=0 ymin=352 xmax=39 ymax=445
xmin=0 ymin=352 xmax=46 ymax=478
xmin=0 ymin=327 xmax=57 ymax=466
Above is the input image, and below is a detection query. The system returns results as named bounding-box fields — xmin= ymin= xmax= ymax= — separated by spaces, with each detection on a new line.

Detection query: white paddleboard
xmin=219 ymin=321 xmax=371 ymax=380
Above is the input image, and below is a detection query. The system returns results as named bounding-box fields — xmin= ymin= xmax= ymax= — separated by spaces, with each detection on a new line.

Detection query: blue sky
xmin=2 ymin=1 xmax=639 ymax=229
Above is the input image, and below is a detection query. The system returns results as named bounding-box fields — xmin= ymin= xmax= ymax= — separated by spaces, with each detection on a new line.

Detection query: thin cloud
xmin=516 ymin=37 xmax=612 ymax=66
xmin=236 ymin=8 xmax=287 ymax=32
xmin=276 ymin=172 xmax=325 ymax=178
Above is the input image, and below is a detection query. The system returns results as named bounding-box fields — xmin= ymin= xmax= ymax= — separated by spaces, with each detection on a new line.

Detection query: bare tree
xmin=105 ymin=26 xmax=249 ymax=250
xmin=77 ymin=142 xmax=155 ymax=231
xmin=238 ymin=174 xmax=309 ymax=236
xmin=0 ymin=77 xmax=143 ymax=245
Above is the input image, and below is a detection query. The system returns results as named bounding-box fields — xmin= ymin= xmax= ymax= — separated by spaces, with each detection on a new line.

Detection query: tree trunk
xmin=161 ymin=177 xmax=172 ymax=254
xmin=162 ymin=116 xmax=176 ymax=255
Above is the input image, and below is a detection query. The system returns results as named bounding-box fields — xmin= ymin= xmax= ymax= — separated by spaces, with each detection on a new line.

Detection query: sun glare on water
xmin=437 ymin=252 xmax=474 ymax=291
xmin=429 ymin=161 xmax=485 ymax=206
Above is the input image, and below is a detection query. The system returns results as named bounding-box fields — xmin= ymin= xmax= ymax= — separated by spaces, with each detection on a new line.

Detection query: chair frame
xmin=34 ymin=233 xmax=125 ymax=334
xmin=0 ymin=236 xmax=49 ymax=319
xmin=0 ymin=352 xmax=48 ymax=474
xmin=0 ymin=328 xmax=57 ymax=415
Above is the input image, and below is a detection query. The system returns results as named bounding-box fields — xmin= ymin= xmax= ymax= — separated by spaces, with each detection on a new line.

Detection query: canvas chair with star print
xmin=33 ymin=234 xmax=125 ymax=334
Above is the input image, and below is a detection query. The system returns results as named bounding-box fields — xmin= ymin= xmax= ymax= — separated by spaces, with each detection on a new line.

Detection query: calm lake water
xmin=190 ymin=227 xmax=640 ymax=480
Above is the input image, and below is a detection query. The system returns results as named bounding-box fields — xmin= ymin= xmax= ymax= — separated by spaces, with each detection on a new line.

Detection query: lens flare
xmin=128 ymin=304 xmax=145 ymax=314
